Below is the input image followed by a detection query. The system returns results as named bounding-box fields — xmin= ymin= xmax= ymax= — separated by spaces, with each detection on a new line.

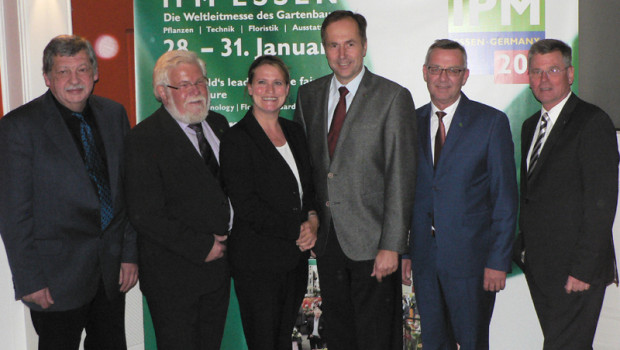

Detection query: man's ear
xmin=156 ymin=85 xmax=169 ymax=105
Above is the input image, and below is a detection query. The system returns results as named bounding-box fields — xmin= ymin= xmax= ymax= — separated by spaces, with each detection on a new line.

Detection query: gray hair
xmin=528 ymin=39 xmax=572 ymax=68
xmin=424 ymin=39 xmax=468 ymax=68
xmin=152 ymin=50 xmax=207 ymax=101
xmin=43 ymin=35 xmax=98 ymax=74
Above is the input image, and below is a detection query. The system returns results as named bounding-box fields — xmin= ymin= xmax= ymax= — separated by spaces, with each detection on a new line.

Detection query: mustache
xmin=65 ymin=84 xmax=85 ymax=91
xmin=184 ymin=96 xmax=207 ymax=106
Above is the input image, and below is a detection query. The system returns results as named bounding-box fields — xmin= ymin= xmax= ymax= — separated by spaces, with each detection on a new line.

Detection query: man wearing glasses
xmin=514 ymin=39 xmax=618 ymax=349
xmin=402 ymin=39 xmax=518 ymax=350
xmin=124 ymin=50 xmax=232 ymax=349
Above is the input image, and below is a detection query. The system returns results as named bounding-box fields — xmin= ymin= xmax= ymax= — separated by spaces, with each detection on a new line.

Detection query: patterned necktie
xmin=73 ymin=112 xmax=113 ymax=230
xmin=327 ymin=86 xmax=349 ymax=158
xmin=189 ymin=123 xmax=220 ymax=177
xmin=528 ymin=112 xmax=549 ymax=178
xmin=434 ymin=111 xmax=447 ymax=167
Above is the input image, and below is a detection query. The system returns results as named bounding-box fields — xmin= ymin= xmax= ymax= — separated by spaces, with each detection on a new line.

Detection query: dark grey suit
xmin=516 ymin=93 xmax=618 ymax=349
xmin=0 ymin=90 xmax=137 ymax=312
xmin=294 ymin=68 xmax=417 ymax=350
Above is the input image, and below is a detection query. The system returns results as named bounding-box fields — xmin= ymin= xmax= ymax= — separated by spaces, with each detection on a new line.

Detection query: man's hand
xmin=205 ymin=234 xmax=228 ymax=262
xmin=371 ymin=250 xmax=399 ymax=282
xmin=22 ymin=288 xmax=54 ymax=309
xmin=119 ymin=263 xmax=139 ymax=292
xmin=297 ymin=214 xmax=318 ymax=252
xmin=483 ymin=267 xmax=507 ymax=292
xmin=401 ymin=258 xmax=412 ymax=286
xmin=565 ymin=275 xmax=590 ymax=294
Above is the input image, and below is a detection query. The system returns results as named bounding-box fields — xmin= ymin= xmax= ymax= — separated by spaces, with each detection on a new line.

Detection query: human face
xmin=323 ymin=17 xmax=367 ymax=85
xmin=43 ymin=50 xmax=98 ymax=112
xmin=247 ymin=63 xmax=290 ymax=119
xmin=528 ymin=51 xmax=574 ymax=111
xmin=159 ymin=62 xmax=210 ymax=124
xmin=423 ymin=48 xmax=469 ymax=111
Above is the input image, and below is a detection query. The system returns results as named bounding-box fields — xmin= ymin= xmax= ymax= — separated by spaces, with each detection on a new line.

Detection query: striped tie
xmin=528 ymin=112 xmax=549 ymax=178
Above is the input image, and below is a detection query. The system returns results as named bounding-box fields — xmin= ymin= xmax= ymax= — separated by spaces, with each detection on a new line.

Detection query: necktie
xmin=434 ymin=111 xmax=447 ymax=167
xmin=528 ymin=112 xmax=549 ymax=178
xmin=327 ymin=86 xmax=349 ymax=158
xmin=73 ymin=112 xmax=113 ymax=230
xmin=189 ymin=123 xmax=220 ymax=177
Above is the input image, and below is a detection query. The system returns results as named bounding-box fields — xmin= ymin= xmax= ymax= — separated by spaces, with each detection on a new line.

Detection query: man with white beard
xmin=124 ymin=50 xmax=233 ymax=350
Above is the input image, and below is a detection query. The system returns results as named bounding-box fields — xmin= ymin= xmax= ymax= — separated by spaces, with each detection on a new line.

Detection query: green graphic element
xmin=449 ymin=0 xmax=545 ymax=32
xmin=135 ymin=0 xmax=346 ymax=123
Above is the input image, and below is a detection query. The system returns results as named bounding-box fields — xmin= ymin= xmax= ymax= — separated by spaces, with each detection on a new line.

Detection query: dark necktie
xmin=73 ymin=112 xmax=113 ymax=230
xmin=189 ymin=123 xmax=220 ymax=177
xmin=327 ymin=86 xmax=349 ymax=158
xmin=434 ymin=111 xmax=447 ymax=168
xmin=528 ymin=112 xmax=549 ymax=178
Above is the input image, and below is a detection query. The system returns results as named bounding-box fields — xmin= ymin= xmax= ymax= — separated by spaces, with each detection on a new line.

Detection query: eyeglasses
xmin=528 ymin=67 xmax=569 ymax=77
xmin=426 ymin=66 xmax=466 ymax=77
xmin=167 ymin=78 xmax=208 ymax=91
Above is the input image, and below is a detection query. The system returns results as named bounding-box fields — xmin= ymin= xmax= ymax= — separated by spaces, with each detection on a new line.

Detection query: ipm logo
xmin=450 ymin=0 xmax=544 ymax=32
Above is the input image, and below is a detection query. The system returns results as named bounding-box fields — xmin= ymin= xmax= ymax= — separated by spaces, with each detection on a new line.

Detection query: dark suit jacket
xmin=294 ymin=68 xmax=417 ymax=261
xmin=0 ymin=90 xmax=137 ymax=311
xmin=516 ymin=93 xmax=618 ymax=292
xmin=409 ymin=93 xmax=518 ymax=278
xmin=124 ymin=106 xmax=231 ymax=298
xmin=219 ymin=110 xmax=315 ymax=272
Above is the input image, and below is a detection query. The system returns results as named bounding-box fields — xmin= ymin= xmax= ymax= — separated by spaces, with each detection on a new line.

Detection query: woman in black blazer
xmin=220 ymin=55 xmax=318 ymax=350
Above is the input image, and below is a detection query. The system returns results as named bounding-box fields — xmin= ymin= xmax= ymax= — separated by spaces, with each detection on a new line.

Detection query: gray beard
xmin=165 ymin=95 xmax=211 ymax=124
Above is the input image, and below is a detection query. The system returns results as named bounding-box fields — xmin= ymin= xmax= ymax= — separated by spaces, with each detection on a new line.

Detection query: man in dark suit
xmin=402 ymin=39 xmax=518 ymax=350
xmin=294 ymin=10 xmax=417 ymax=350
xmin=514 ymin=39 xmax=618 ymax=349
xmin=124 ymin=50 xmax=231 ymax=350
xmin=0 ymin=35 xmax=138 ymax=349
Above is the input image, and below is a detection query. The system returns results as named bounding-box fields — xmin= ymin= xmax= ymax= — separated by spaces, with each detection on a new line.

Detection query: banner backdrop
xmin=134 ymin=1 xmax=579 ymax=349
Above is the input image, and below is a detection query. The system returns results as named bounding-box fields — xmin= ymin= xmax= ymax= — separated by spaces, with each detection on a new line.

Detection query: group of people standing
xmin=0 ymin=8 xmax=617 ymax=350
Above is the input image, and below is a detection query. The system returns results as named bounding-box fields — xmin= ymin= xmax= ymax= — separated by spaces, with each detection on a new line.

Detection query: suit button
xmin=293 ymin=207 xmax=299 ymax=212
xmin=325 ymin=201 xmax=330 ymax=207
xmin=327 ymin=172 xmax=334 ymax=179
xmin=427 ymin=213 xmax=432 ymax=218
xmin=524 ymin=199 xmax=529 ymax=204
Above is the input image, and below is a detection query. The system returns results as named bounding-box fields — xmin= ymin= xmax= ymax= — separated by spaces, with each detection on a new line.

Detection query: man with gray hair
xmin=515 ymin=38 xmax=618 ymax=348
xmin=0 ymin=35 xmax=138 ymax=349
xmin=402 ymin=39 xmax=518 ymax=349
xmin=124 ymin=50 xmax=231 ymax=350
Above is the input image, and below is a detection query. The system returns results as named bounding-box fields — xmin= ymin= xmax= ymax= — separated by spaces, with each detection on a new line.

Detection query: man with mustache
xmin=0 ymin=35 xmax=138 ymax=349
xmin=124 ymin=50 xmax=232 ymax=350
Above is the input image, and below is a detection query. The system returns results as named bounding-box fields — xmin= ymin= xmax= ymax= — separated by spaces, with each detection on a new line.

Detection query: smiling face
xmin=158 ymin=62 xmax=210 ymax=124
xmin=323 ymin=17 xmax=367 ymax=85
xmin=247 ymin=63 xmax=290 ymax=118
xmin=528 ymin=51 xmax=574 ymax=111
xmin=423 ymin=48 xmax=469 ymax=111
xmin=44 ymin=50 xmax=98 ymax=112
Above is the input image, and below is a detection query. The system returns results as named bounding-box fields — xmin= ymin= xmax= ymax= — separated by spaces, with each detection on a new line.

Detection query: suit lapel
xmin=90 ymin=97 xmax=121 ymax=201
xmin=241 ymin=112 xmax=298 ymax=187
xmin=156 ymin=107 xmax=211 ymax=177
xmin=527 ymin=94 xmax=578 ymax=183
xmin=435 ymin=94 xmax=470 ymax=170
xmin=418 ymin=105 xmax=433 ymax=169
xmin=332 ymin=70 xmax=372 ymax=163
xmin=314 ymin=77 xmax=332 ymax=169
xmin=42 ymin=92 xmax=91 ymax=181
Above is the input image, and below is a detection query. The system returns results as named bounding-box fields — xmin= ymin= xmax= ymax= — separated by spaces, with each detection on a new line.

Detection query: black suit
xmin=516 ymin=93 xmax=618 ymax=349
xmin=0 ymin=91 xmax=137 ymax=348
xmin=124 ymin=106 xmax=231 ymax=350
xmin=220 ymin=110 xmax=315 ymax=350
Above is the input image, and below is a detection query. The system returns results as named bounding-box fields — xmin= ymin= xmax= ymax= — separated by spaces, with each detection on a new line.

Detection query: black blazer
xmin=220 ymin=110 xmax=316 ymax=272
xmin=516 ymin=93 xmax=618 ymax=293
xmin=0 ymin=91 xmax=137 ymax=311
xmin=124 ymin=106 xmax=231 ymax=298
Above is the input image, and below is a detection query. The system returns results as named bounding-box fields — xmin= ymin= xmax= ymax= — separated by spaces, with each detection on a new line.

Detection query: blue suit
xmin=408 ymin=94 xmax=517 ymax=349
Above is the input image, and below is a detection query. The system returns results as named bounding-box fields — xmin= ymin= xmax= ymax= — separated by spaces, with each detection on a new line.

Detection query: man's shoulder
xmin=89 ymin=94 xmax=124 ymax=109
xmin=461 ymin=96 xmax=507 ymax=120
xmin=298 ymin=74 xmax=332 ymax=93
xmin=1 ymin=92 xmax=51 ymax=125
